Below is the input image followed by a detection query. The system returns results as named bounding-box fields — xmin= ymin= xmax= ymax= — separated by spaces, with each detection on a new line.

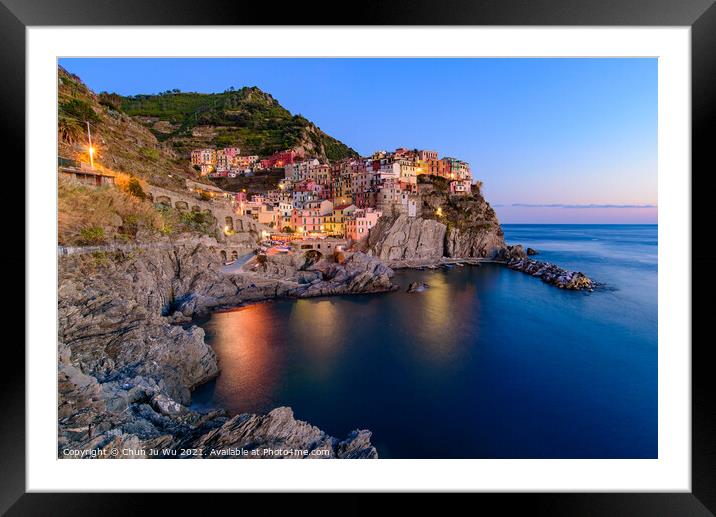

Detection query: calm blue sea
xmin=191 ymin=224 xmax=658 ymax=458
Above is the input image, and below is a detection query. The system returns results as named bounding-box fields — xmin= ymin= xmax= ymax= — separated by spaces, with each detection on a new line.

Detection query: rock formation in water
xmin=364 ymin=178 xmax=597 ymax=289
xmin=58 ymin=236 xmax=386 ymax=459
xmin=406 ymin=281 xmax=429 ymax=293
xmin=506 ymin=257 xmax=595 ymax=290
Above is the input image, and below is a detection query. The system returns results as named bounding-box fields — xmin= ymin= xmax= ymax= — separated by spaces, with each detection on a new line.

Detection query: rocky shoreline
xmin=58 ymin=237 xmax=387 ymax=459
xmin=57 ymin=231 xmax=596 ymax=460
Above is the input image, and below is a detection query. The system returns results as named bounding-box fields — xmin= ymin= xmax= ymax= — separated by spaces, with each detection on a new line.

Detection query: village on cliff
xmin=187 ymin=146 xmax=474 ymax=253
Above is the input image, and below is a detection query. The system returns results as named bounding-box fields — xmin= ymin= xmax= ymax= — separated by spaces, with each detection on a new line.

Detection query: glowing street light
xmin=86 ymin=121 xmax=94 ymax=169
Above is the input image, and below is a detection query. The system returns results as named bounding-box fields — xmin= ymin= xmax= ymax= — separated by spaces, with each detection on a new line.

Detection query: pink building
xmin=260 ymin=149 xmax=304 ymax=169
xmin=345 ymin=208 xmax=382 ymax=241
xmin=449 ymin=180 xmax=472 ymax=195
xmin=224 ymin=147 xmax=240 ymax=160
xmin=290 ymin=207 xmax=324 ymax=234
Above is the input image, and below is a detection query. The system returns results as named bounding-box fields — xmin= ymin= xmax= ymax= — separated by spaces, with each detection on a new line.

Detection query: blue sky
xmin=59 ymin=58 xmax=657 ymax=224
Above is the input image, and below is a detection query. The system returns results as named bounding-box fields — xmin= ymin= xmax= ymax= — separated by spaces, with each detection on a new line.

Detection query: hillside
xmin=58 ymin=66 xmax=202 ymax=191
xmin=115 ymin=86 xmax=358 ymax=162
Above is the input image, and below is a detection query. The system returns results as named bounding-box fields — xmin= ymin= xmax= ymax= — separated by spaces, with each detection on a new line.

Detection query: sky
xmin=59 ymin=58 xmax=657 ymax=224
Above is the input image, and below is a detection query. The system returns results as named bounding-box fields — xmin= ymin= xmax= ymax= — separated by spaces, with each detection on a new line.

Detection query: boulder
xmin=406 ymin=281 xmax=429 ymax=293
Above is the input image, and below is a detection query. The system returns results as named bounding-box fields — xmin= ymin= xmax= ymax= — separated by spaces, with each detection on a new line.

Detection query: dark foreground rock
xmin=58 ymin=236 xmax=387 ymax=459
xmin=526 ymin=247 xmax=538 ymax=256
xmin=506 ymin=257 xmax=596 ymax=290
xmin=194 ymin=407 xmax=377 ymax=459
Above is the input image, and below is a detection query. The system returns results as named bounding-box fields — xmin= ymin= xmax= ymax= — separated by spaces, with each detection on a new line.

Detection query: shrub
xmin=59 ymin=98 xmax=100 ymax=124
xmin=58 ymin=115 xmax=84 ymax=144
xmin=198 ymin=191 xmax=212 ymax=201
xmin=58 ymin=176 xmax=164 ymax=245
xmin=139 ymin=147 xmax=160 ymax=161
xmin=79 ymin=226 xmax=106 ymax=245
xmin=126 ymin=177 xmax=147 ymax=199
xmin=98 ymin=92 xmax=123 ymax=111
xmin=90 ymin=251 xmax=110 ymax=267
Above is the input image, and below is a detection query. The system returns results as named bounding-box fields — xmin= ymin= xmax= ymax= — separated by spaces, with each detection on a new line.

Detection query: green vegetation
xmin=117 ymin=86 xmax=358 ymax=160
xmin=90 ymin=251 xmax=111 ymax=267
xmin=58 ymin=177 xmax=216 ymax=245
xmin=152 ymin=205 xmax=216 ymax=237
xmin=59 ymin=178 xmax=163 ymax=245
xmin=58 ymin=98 xmax=99 ymax=144
xmin=418 ymin=175 xmax=496 ymax=234
xmin=98 ymin=92 xmax=123 ymax=111
xmin=126 ymin=177 xmax=147 ymax=199
xmin=139 ymin=147 xmax=161 ymax=161
xmin=78 ymin=226 xmax=106 ymax=245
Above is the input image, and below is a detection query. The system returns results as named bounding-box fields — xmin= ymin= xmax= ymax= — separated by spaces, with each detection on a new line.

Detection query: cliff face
xmin=366 ymin=178 xmax=507 ymax=266
xmin=367 ymin=215 xmax=447 ymax=266
xmin=58 ymin=237 xmax=386 ymax=459
xmin=444 ymin=224 xmax=506 ymax=259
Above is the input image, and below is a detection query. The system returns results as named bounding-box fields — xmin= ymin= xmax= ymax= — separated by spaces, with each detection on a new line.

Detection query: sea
xmin=191 ymin=224 xmax=658 ymax=458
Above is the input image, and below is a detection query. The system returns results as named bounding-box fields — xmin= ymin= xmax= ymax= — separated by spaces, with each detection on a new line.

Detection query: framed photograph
xmin=6 ymin=0 xmax=715 ymax=512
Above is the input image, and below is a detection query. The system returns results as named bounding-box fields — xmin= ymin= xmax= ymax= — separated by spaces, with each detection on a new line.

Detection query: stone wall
xmin=145 ymin=185 xmax=271 ymax=244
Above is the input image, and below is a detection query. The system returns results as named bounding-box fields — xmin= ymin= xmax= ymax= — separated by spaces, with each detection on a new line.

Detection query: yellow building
xmin=324 ymin=204 xmax=357 ymax=236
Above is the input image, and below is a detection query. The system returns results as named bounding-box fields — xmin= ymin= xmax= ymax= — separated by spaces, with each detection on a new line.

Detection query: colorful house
xmin=345 ymin=208 xmax=383 ymax=241
xmin=449 ymin=180 xmax=472 ymax=195
xmin=324 ymin=204 xmax=357 ymax=236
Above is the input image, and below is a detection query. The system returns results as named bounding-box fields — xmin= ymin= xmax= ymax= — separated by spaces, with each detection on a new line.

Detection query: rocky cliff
xmin=58 ymin=237 xmax=387 ymax=459
xmin=366 ymin=177 xmax=507 ymax=267
xmin=366 ymin=215 xmax=447 ymax=266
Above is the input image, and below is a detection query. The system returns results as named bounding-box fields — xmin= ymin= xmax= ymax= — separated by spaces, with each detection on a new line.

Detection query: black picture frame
xmin=4 ymin=0 xmax=714 ymax=513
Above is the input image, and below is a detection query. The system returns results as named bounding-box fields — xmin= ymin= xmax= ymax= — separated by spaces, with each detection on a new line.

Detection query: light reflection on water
xmin=192 ymin=225 xmax=657 ymax=459
xmin=201 ymin=303 xmax=282 ymax=411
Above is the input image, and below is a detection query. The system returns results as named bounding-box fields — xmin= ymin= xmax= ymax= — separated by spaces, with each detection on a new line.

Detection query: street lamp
xmin=86 ymin=121 xmax=94 ymax=169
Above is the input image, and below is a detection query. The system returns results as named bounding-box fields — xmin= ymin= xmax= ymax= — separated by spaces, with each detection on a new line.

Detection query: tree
xmin=58 ymin=115 xmax=84 ymax=144
xmin=126 ymin=177 xmax=147 ymax=200
xmin=98 ymin=92 xmax=123 ymax=111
